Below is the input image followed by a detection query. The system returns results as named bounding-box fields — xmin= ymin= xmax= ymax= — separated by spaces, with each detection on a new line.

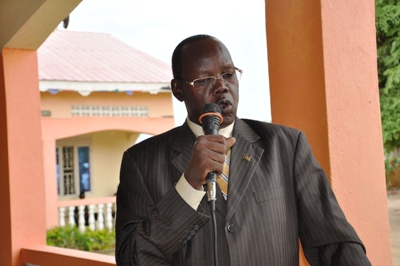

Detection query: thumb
xmin=226 ymin=137 xmax=236 ymax=150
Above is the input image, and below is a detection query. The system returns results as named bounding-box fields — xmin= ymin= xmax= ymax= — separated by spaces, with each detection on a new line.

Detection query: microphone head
xmin=199 ymin=103 xmax=223 ymax=135
xmin=201 ymin=103 xmax=221 ymax=115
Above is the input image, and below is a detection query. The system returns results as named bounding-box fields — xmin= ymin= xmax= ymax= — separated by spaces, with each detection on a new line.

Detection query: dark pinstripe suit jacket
xmin=116 ymin=119 xmax=370 ymax=265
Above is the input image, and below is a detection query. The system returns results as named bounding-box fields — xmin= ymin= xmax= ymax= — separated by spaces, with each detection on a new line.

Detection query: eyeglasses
xmin=178 ymin=67 xmax=243 ymax=91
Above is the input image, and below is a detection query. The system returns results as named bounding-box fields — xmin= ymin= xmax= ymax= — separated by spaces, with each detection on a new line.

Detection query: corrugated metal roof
xmin=38 ymin=30 xmax=172 ymax=84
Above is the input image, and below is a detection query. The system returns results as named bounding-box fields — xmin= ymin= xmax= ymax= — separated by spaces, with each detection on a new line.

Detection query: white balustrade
xmin=57 ymin=197 xmax=116 ymax=232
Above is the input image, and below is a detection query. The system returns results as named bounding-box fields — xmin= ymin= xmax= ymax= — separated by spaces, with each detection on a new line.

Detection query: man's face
xmin=172 ymin=38 xmax=239 ymax=128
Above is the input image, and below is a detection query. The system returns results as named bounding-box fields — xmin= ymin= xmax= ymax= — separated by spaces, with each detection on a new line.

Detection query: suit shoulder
xmin=240 ymin=119 xmax=307 ymax=156
xmin=241 ymin=119 xmax=301 ymax=138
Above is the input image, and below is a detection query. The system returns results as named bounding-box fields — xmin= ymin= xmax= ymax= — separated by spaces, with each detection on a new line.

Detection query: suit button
xmin=227 ymin=224 xmax=236 ymax=233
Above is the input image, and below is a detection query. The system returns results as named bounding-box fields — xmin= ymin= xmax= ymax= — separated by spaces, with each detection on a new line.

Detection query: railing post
xmin=97 ymin=204 xmax=104 ymax=230
xmin=78 ymin=205 xmax=85 ymax=232
xmin=88 ymin=204 xmax=95 ymax=231
xmin=59 ymin=207 xmax=65 ymax=227
xmin=68 ymin=206 xmax=75 ymax=226
xmin=105 ymin=203 xmax=113 ymax=230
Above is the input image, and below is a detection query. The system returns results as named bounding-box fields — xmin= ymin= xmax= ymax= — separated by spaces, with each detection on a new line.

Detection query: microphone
xmin=199 ymin=103 xmax=224 ymax=202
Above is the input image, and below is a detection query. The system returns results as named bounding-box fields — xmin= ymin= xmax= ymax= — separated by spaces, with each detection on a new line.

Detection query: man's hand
xmin=185 ymin=135 xmax=236 ymax=190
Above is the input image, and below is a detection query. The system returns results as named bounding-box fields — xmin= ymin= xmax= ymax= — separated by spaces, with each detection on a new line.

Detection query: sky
xmin=62 ymin=0 xmax=271 ymax=130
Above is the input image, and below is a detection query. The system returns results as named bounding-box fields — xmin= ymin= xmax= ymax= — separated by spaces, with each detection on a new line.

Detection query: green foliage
xmin=376 ymin=0 xmax=400 ymax=153
xmin=385 ymin=156 xmax=400 ymax=188
xmin=46 ymin=226 xmax=115 ymax=252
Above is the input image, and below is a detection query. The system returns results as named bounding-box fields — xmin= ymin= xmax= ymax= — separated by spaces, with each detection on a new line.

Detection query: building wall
xmin=91 ymin=130 xmax=137 ymax=198
xmin=40 ymin=90 xmax=173 ymax=118
xmin=42 ymin=89 xmax=175 ymax=227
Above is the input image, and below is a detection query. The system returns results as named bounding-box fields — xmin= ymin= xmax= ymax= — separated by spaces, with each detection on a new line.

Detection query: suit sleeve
xmin=293 ymin=132 xmax=371 ymax=265
xmin=115 ymin=151 xmax=210 ymax=266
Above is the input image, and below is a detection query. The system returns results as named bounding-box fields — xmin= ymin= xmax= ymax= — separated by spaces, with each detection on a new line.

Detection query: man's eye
xmin=222 ymin=73 xmax=234 ymax=80
xmin=195 ymin=78 xmax=213 ymax=86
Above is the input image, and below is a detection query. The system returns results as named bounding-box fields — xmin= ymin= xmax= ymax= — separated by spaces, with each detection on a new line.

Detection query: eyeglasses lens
xmin=193 ymin=69 xmax=241 ymax=90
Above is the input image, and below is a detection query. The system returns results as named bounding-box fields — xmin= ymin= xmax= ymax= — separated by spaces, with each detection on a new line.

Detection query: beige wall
xmin=40 ymin=90 xmax=173 ymax=118
xmin=90 ymin=131 xmax=138 ymax=198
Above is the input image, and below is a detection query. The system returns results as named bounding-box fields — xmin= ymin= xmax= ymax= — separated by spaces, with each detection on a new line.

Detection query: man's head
xmin=171 ymin=35 xmax=240 ymax=128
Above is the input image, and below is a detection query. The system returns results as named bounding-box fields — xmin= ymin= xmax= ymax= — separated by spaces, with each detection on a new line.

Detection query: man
xmin=116 ymin=34 xmax=371 ymax=265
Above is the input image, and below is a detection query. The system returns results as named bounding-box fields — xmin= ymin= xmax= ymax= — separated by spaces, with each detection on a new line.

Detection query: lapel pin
xmin=242 ymin=153 xmax=251 ymax=162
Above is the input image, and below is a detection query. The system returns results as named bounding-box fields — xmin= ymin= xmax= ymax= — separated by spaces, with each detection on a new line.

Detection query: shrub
xmin=46 ymin=226 xmax=115 ymax=252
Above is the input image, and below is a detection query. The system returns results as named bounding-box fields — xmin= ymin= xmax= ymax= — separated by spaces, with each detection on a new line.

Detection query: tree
xmin=376 ymin=0 xmax=400 ymax=153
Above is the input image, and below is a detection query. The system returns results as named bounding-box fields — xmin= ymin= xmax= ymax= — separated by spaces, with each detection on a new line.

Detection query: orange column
xmin=0 ymin=48 xmax=46 ymax=266
xmin=265 ymin=0 xmax=392 ymax=265
xmin=43 ymin=136 xmax=59 ymax=229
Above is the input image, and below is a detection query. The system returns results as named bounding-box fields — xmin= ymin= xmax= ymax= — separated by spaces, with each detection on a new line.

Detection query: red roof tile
xmin=38 ymin=30 xmax=172 ymax=83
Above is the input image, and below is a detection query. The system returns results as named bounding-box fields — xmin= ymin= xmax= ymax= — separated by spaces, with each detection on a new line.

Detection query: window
xmin=71 ymin=105 xmax=148 ymax=117
xmin=56 ymin=145 xmax=91 ymax=196
xmin=78 ymin=147 xmax=90 ymax=192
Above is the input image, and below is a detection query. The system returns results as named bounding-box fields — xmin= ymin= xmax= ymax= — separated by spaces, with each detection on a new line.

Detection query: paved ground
xmin=388 ymin=190 xmax=400 ymax=266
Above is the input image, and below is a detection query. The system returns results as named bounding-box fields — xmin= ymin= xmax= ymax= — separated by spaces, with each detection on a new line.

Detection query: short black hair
xmin=171 ymin=34 xmax=216 ymax=79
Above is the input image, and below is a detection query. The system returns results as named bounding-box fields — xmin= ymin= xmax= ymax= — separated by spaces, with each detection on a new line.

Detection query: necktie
xmin=218 ymin=156 xmax=230 ymax=200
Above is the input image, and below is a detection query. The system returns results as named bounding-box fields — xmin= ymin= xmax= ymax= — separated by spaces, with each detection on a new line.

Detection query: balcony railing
xmin=21 ymin=197 xmax=118 ymax=265
xmin=22 ymin=245 xmax=116 ymax=266
xmin=57 ymin=196 xmax=116 ymax=232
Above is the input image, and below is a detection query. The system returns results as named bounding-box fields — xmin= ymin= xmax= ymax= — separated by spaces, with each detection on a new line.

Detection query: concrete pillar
xmin=43 ymin=136 xmax=59 ymax=229
xmin=265 ymin=0 xmax=392 ymax=265
xmin=0 ymin=48 xmax=46 ymax=266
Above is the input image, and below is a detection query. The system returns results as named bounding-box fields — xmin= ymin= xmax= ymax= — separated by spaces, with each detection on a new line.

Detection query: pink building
xmin=38 ymin=30 xmax=175 ymax=229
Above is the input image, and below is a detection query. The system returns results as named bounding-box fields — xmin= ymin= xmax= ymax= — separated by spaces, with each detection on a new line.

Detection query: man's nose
xmin=212 ymin=77 xmax=228 ymax=94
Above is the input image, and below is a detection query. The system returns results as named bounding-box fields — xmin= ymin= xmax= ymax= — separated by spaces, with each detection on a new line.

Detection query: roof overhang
xmin=39 ymin=80 xmax=171 ymax=96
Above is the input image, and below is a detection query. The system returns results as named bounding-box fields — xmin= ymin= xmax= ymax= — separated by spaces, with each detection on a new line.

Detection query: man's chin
xmin=220 ymin=115 xmax=235 ymax=127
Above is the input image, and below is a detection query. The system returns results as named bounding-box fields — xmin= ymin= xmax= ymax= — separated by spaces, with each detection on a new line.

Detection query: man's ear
xmin=171 ymin=79 xmax=184 ymax=102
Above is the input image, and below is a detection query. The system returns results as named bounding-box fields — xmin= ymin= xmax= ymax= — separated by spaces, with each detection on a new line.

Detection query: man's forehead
xmin=181 ymin=40 xmax=232 ymax=65
xmin=182 ymin=38 xmax=223 ymax=52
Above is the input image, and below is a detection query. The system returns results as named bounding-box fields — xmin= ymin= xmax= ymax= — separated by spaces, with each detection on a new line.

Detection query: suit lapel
xmin=226 ymin=119 xmax=264 ymax=222
xmin=171 ymin=122 xmax=196 ymax=174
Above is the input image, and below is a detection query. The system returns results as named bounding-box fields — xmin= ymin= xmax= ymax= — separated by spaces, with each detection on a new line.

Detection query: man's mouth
xmin=217 ymin=100 xmax=232 ymax=113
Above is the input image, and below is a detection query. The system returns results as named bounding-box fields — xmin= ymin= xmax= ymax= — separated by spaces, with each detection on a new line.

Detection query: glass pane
xmin=78 ymin=146 xmax=90 ymax=192
xmin=56 ymin=147 xmax=60 ymax=195
xmin=63 ymin=146 xmax=75 ymax=195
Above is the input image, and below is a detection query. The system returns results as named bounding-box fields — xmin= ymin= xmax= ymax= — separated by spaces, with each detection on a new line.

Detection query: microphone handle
xmin=206 ymin=172 xmax=217 ymax=202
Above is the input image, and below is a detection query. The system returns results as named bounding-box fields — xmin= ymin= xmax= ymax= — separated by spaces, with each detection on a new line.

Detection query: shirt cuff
xmin=175 ymin=173 xmax=206 ymax=210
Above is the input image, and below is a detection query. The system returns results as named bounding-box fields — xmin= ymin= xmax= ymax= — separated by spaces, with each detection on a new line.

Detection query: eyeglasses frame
xmin=176 ymin=67 xmax=243 ymax=90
